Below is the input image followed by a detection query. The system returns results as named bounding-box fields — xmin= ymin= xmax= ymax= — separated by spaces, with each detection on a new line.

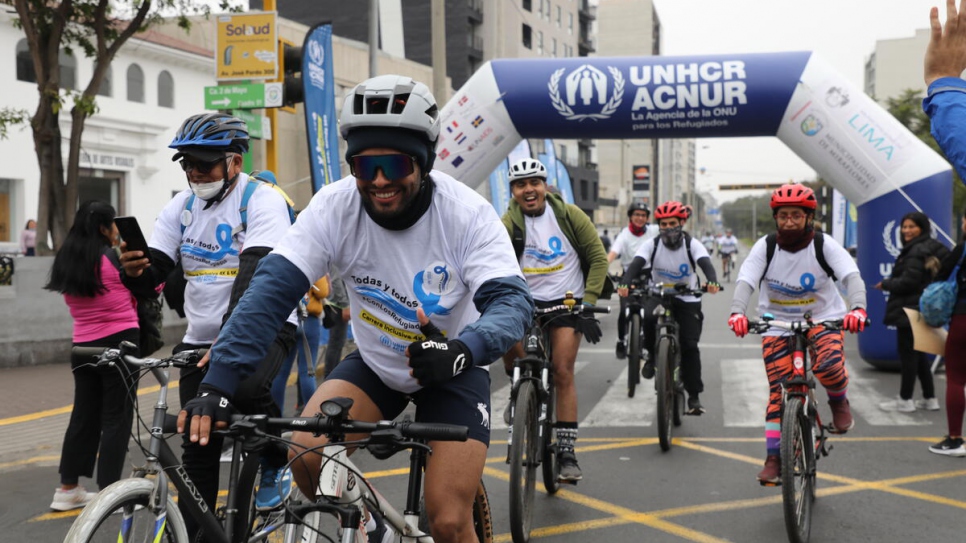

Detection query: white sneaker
xmin=50 ymin=486 xmax=97 ymax=511
xmin=916 ymin=397 xmax=941 ymax=411
xmin=879 ymin=397 xmax=915 ymax=413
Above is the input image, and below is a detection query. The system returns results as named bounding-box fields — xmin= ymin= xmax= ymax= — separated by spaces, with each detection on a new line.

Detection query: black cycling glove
xmin=180 ymin=385 xmax=234 ymax=427
xmin=577 ymin=315 xmax=602 ymax=344
xmin=321 ymin=304 xmax=342 ymax=329
xmin=407 ymin=320 xmax=473 ymax=387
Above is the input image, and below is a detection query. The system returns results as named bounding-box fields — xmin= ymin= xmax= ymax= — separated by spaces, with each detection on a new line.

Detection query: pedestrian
xmin=600 ymin=229 xmax=612 ymax=253
xmin=43 ymin=201 xmax=145 ymax=510
xmin=321 ymin=270 xmax=351 ymax=378
xmin=20 ymin=219 xmax=36 ymax=256
xmin=874 ymin=212 xmax=948 ymax=412
xmin=920 ymin=0 xmax=966 ymax=457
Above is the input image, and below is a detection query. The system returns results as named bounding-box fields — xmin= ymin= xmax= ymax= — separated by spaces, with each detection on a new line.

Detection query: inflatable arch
xmin=434 ymin=53 xmax=953 ymax=366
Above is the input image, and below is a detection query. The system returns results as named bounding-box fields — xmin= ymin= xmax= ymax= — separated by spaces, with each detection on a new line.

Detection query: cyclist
xmin=726 ymin=184 xmax=867 ymax=484
xmin=176 ymin=75 xmax=533 ymax=543
xmin=700 ymin=231 xmax=716 ymax=257
xmin=718 ymin=228 xmax=739 ymax=278
xmin=501 ymin=157 xmax=608 ymax=483
xmin=607 ymin=202 xmax=658 ymax=359
xmin=618 ymin=200 xmax=720 ymax=415
xmin=118 ymin=113 xmax=298 ymax=537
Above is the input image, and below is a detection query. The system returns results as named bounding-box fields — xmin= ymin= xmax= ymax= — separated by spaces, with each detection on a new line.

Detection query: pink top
xmin=64 ymin=254 xmax=138 ymax=343
xmin=20 ymin=228 xmax=36 ymax=254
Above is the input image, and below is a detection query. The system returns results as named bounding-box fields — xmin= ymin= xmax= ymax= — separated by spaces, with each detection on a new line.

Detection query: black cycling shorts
xmin=535 ymin=298 xmax=584 ymax=331
xmin=327 ymin=350 xmax=492 ymax=445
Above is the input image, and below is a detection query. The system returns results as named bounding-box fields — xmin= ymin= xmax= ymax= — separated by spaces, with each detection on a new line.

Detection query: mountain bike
xmin=641 ymin=282 xmax=712 ymax=452
xmin=720 ymin=252 xmax=735 ymax=282
xmin=505 ymin=294 xmax=609 ymax=543
xmin=63 ymin=343 xmax=492 ymax=543
xmin=746 ymin=313 xmax=855 ymax=543
xmin=623 ymin=285 xmax=648 ymax=398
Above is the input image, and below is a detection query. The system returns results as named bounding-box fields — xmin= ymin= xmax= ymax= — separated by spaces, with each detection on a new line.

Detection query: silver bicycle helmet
xmin=508 ymin=158 xmax=548 ymax=182
xmin=339 ymin=75 xmax=440 ymax=143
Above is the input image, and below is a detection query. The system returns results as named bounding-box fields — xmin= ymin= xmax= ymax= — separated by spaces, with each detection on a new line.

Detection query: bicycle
xmin=639 ymin=282 xmax=714 ymax=452
xmin=623 ymin=285 xmax=648 ymax=398
xmin=64 ymin=343 xmax=492 ymax=543
xmin=745 ymin=313 xmax=851 ymax=543
xmin=720 ymin=252 xmax=735 ymax=282
xmin=505 ymin=293 xmax=609 ymax=543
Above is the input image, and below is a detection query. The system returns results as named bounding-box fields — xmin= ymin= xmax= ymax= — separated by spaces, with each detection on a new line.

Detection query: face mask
xmin=660 ymin=225 xmax=684 ymax=248
xmin=189 ymin=181 xmax=223 ymax=201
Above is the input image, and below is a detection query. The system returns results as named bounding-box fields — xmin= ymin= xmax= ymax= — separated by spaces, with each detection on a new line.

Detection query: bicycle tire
xmin=627 ymin=312 xmax=642 ymax=398
xmin=541 ymin=376 xmax=560 ymax=495
xmin=655 ymin=335 xmax=675 ymax=452
xmin=418 ymin=480 xmax=494 ymax=543
xmin=508 ymin=380 xmax=539 ymax=543
xmin=780 ymin=397 xmax=815 ymax=543
xmin=63 ymin=478 xmax=189 ymax=543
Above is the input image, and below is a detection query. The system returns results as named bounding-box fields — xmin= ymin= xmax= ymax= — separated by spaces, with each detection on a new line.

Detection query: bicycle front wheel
xmin=508 ymin=380 xmax=539 ymax=543
xmin=541 ymin=376 xmax=560 ymax=495
xmin=63 ymin=478 xmax=189 ymax=543
xmin=780 ymin=396 xmax=816 ymax=543
xmin=655 ymin=335 xmax=675 ymax=452
xmin=627 ymin=312 xmax=642 ymax=398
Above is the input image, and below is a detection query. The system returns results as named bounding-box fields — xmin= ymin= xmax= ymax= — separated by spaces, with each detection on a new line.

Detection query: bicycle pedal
xmin=557 ymin=479 xmax=579 ymax=486
xmin=758 ymin=480 xmax=781 ymax=487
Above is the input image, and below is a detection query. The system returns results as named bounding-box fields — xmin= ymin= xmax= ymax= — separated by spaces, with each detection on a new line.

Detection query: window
xmin=557 ymin=5 xmax=562 ymax=27
xmin=59 ymin=51 xmax=77 ymax=90
xmin=0 ymin=179 xmax=11 ymax=242
xmin=126 ymin=63 xmax=144 ymax=103
xmin=546 ymin=0 xmax=552 ymax=21
xmin=96 ymin=66 xmax=112 ymax=97
xmin=16 ymin=39 xmax=77 ymax=89
xmin=523 ymin=0 xmax=531 ymax=11
xmin=552 ymin=38 xmax=557 ymax=57
xmin=158 ymin=70 xmax=174 ymax=108
xmin=580 ymin=179 xmax=588 ymax=201
xmin=569 ymin=12 xmax=574 ymax=34
xmin=522 ymin=24 xmax=532 ymax=49
xmin=537 ymin=31 xmax=543 ymax=55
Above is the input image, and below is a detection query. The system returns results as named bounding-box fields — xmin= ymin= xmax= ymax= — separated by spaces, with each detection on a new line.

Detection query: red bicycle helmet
xmin=654 ymin=200 xmax=689 ymax=220
xmin=770 ymin=184 xmax=817 ymax=210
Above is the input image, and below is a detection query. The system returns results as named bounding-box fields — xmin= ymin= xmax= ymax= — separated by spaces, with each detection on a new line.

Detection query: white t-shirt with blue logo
xmin=633 ymin=236 xmax=710 ymax=303
xmin=150 ymin=173 xmax=298 ymax=345
xmin=736 ymin=233 xmax=858 ymax=334
xmin=273 ymin=171 xmax=524 ymax=393
xmin=611 ymin=225 xmax=659 ymax=269
xmin=519 ymin=205 xmax=584 ymax=302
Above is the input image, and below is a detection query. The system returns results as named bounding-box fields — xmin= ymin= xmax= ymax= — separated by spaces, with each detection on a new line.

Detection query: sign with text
xmin=233 ymin=110 xmax=271 ymax=140
xmin=216 ymin=12 xmax=278 ymax=80
xmin=205 ymin=83 xmax=282 ymax=110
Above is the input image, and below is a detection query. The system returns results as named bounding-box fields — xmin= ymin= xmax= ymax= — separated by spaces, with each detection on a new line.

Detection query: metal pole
xmin=752 ymin=202 xmax=757 ymax=239
xmin=431 ymin=0 xmax=447 ymax=102
xmin=265 ymin=0 xmax=278 ymax=174
xmin=369 ymin=0 xmax=378 ymax=77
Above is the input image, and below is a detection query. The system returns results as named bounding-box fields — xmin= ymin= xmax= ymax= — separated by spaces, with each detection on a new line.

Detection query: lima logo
xmin=548 ymin=64 xmax=624 ymax=121
xmin=801 ymin=114 xmax=824 ymax=136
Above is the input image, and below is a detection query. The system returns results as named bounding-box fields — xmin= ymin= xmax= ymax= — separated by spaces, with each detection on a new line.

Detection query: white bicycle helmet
xmin=339 ymin=75 xmax=440 ymax=143
xmin=508 ymin=158 xmax=547 ymax=182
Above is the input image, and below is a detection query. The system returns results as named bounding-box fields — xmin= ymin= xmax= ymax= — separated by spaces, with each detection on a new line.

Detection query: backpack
xmin=920 ymin=248 xmax=965 ymax=327
xmin=759 ymin=232 xmax=836 ymax=286
xmin=649 ymin=232 xmax=697 ymax=279
xmin=163 ymin=174 xmax=296 ymax=316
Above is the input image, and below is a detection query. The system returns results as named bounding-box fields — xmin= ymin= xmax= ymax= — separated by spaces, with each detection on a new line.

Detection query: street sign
xmin=233 ymin=110 xmax=272 ymax=140
xmin=215 ymin=12 xmax=278 ymax=80
xmin=205 ymin=83 xmax=283 ymax=110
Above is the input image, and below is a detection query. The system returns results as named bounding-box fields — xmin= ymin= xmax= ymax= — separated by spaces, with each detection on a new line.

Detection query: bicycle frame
xmin=779 ymin=324 xmax=829 ymax=458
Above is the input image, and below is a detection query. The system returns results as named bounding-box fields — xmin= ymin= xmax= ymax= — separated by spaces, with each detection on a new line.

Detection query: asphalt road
xmin=1 ymin=272 xmax=963 ymax=542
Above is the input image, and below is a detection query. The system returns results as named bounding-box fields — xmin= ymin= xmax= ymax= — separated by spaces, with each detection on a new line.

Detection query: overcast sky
xmin=651 ymin=0 xmax=945 ymax=204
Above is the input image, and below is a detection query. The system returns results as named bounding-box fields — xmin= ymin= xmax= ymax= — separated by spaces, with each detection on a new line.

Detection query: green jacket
xmin=502 ymin=192 xmax=609 ymax=305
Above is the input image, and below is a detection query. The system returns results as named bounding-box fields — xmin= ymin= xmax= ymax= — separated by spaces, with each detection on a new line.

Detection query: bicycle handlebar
xmin=534 ymin=304 xmax=611 ymax=316
xmin=230 ymin=414 xmax=468 ymax=443
xmin=746 ymin=317 xmax=845 ymax=335
xmin=71 ymin=344 xmax=207 ymax=369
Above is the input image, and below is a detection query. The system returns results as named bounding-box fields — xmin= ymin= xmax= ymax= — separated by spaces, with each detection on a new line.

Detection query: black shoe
xmin=615 ymin=340 xmax=627 ymax=360
xmin=686 ymin=395 xmax=705 ymax=415
xmin=641 ymin=361 xmax=655 ymax=380
xmin=557 ymin=450 xmax=582 ymax=482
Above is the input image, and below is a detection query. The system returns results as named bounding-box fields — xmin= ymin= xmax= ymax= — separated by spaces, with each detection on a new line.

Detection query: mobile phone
xmin=114 ymin=216 xmax=152 ymax=264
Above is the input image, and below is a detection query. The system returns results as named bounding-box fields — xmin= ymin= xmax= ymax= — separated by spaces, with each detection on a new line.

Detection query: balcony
xmin=468 ymin=0 xmax=484 ymax=24
xmin=467 ymin=35 xmax=484 ymax=60
xmin=579 ymin=0 xmax=597 ymax=21
xmin=578 ymin=35 xmax=596 ymax=56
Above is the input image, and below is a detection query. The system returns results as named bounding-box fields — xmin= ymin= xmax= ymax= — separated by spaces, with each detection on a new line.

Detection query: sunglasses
xmin=349 ymin=154 xmax=417 ymax=182
xmin=180 ymin=155 xmax=229 ymax=174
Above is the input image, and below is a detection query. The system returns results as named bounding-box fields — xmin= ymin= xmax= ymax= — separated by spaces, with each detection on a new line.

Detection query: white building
xmin=863 ymin=28 xmax=929 ymax=104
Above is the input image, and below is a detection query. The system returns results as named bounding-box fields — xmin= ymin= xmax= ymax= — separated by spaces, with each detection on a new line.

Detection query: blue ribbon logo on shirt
xmin=355 ymin=266 xmax=454 ymax=322
xmin=180 ymin=224 xmax=238 ymax=260
xmin=524 ymin=236 xmax=567 ymax=262
xmin=657 ymin=263 xmax=690 ymax=281
xmin=768 ymin=272 xmax=818 ymax=295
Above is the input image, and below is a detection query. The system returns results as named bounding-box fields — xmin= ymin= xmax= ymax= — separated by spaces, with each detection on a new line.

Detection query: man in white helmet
xmin=177 ymin=75 xmax=533 ymax=543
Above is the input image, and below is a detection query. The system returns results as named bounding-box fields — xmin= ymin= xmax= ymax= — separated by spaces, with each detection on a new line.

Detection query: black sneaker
xmin=686 ymin=395 xmax=705 ymax=415
xmin=928 ymin=435 xmax=966 ymax=457
xmin=615 ymin=340 xmax=627 ymax=360
xmin=557 ymin=450 xmax=582 ymax=482
xmin=641 ymin=361 xmax=655 ymax=379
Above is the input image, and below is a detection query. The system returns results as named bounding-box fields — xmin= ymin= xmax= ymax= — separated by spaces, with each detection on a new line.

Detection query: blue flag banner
xmin=489 ymin=159 xmax=511 ymax=215
xmin=302 ymin=23 xmax=341 ymax=193
xmin=542 ymin=139 xmax=559 ymax=189
xmin=555 ymin=158 xmax=575 ymax=205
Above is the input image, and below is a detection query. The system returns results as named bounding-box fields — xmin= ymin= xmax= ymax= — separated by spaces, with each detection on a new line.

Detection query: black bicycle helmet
xmin=627 ymin=202 xmax=650 ymax=218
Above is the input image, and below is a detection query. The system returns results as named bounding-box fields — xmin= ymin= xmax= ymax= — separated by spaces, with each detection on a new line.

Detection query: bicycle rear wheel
xmin=63 ymin=478 xmax=189 ymax=543
xmin=541 ymin=377 xmax=560 ymax=495
xmin=627 ymin=313 xmax=642 ymax=398
xmin=508 ymin=380 xmax=539 ymax=543
xmin=655 ymin=335 xmax=675 ymax=452
xmin=780 ymin=397 xmax=816 ymax=543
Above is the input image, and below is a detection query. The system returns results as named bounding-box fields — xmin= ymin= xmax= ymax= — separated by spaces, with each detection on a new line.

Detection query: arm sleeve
xmin=936 ymin=243 xmax=965 ymax=281
xmin=697 ymin=256 xmax=717 ymax=284
xmin=204 ymin=253 xmax=310 ymax=397
xmin=457 ymin=275 xmax=535 ymax=366
xmin=729 ymin=281 xmax=756 ymax=315
xmin=221 ymin=246 xmax=272 ymax=326
xmin=121 ymin=248 xmax=175 ymax=296
xmin=841 ymin=272 xmax=867 ymax=310
xmin=621 ymin=256 xmax=649 ymax=286
xmin=882 ymin=255 xmax=928 ymax=296
xmin=924 ymin=78 xmax=966 ymax=180
xmin=571 ymin=205 xmax=609 ymax=305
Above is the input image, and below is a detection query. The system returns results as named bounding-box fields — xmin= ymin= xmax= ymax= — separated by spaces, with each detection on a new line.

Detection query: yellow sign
xmin=215 ymin=12 xmax=278 ymax=81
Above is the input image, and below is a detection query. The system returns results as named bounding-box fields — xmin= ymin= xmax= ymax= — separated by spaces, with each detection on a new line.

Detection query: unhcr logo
xmin=548 ymin=64 xmax=624 ymax=121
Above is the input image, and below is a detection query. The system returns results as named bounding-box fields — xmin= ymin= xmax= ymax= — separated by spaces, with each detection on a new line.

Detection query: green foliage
xmin=886 ymin=89 xmax=966 ymax=215
xmin=0 ymin=108 xmax=30 ymax=140
xmin=720 ymin=195 xmax=774 ymax=240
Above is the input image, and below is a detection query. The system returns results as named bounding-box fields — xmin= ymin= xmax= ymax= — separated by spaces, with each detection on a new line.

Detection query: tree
xmin=885 ymin=88 xmax=966 ymax=217
xmin=3 ymin=0 xmax=227 ymax=253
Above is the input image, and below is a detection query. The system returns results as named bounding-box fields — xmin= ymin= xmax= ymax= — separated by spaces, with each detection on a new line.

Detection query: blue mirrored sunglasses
xmin=349 ymin=154 xmax=416 ymax=182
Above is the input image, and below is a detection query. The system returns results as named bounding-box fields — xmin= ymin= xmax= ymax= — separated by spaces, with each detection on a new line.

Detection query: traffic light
xmin=277 ymin=38 xmax=303 ymax=113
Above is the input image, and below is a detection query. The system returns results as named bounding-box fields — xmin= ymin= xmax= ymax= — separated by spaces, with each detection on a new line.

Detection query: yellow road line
xmin=0 ymin=383 xmax=169 ymax=427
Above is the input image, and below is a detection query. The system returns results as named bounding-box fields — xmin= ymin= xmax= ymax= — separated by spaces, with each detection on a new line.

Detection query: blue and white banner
xmin=555 ymin=159 xmax=575 ymax=205
xmin=302 ymin=23 xmax=341 ymax=193
xmin=542 ymin=139 xmax=559 ymax=189
xmin=488 ymin=159 xmax=511 ymax=215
